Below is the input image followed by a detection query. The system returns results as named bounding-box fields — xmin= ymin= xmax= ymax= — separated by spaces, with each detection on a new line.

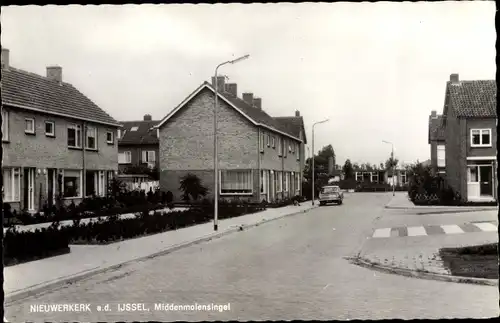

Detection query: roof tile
xmin=448 ymin=80 xmax=497 ymax=118
xmin=118 ymin=120 xmax=159 ymax=145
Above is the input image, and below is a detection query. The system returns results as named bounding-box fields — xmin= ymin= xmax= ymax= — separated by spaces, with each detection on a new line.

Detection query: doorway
xmin=23 ymin=168 xmax=35 ymax=211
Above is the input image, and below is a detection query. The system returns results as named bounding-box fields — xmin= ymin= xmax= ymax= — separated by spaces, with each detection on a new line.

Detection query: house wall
xmin=118 ymin=144 xmax=159 ymax=172
xmin=444 ymin=110 xmax=468 ymax=201
xmin=159 ymin=88 xmax=260 ymax=201
xmin=465 ymin=118 xmax=497 ymax=157
xmin=2 ymin=106 xmax=118 ymax=211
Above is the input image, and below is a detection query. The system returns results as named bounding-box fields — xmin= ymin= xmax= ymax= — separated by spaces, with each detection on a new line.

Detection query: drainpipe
xmin=82 ymin=122 xmax=86 ymax=199
xmin=258 ymin=128 xmax=262 ymax=203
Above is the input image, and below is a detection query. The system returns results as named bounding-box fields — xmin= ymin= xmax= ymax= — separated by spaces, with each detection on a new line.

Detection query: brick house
xmin=428 ymin=110 xmax=446 ymax=175
xmin=441 ymin=73 xmax=497 ymax=202
xmin=118 ymin=114 xmax=160 ymax=174
xmin=155 ymin=76 xmax=306 ymax=203
xmin=1 ymin=49 xmax=121 ymax=212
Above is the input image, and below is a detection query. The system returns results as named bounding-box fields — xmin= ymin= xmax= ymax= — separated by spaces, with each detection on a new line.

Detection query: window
xmin=119 ymin=151 xmax=132 ymax=164
xmin=371 ymin=172 xmax=379 ymax=183
xmin=355 ymin=172 xmax=363 ymax=182
xmin=45 ymin=121 xmax=55 ymax=137
xmin=2 ymin=109 xmax=9 ymax=141
xmin=471 ymin=129 xmax=491 ymax=147
xmin=85 ymin=170 xmax=97 ymax=197
xmin=68 ymin=124 xmax=82 ymax=148
xmin=272 ymin=136 xmax=276 ymax=148
xmin=278 ymin=138 xmax=282 ymax=156
xmin=131 ymin=126 xmax=139 ymax=131
xmin=321 ymin=186 xmax=340 ymax=194
xmin=25 ymin=118 xmax=35 ymax=134
xmin=260 ymin=132 xmax=265 ymax=153
xmin=468 ymin=166 xmax=479 ymax=183
xmin=289 ymin=143 xmax=292 ymax=153
xmin=117 ymin=129 xmax=122 ymax=139
xmin=86 ymin=126 xmax=97 ymax=149
xmin=437 ymin=145 xmax=445 ymax=167
xmin=401 ymin=172 xmax=407 ymax=184
xmin=142 ymin=150 xmax=156 ymax=163
xmin=284 ymin=172 xmax=289 ymax=192
xmin=2 ymin=168 xmax=20 ymax=202
xmin=220 ymin=170 xmax=253 ymax=194
xmin=62 ymin=170 xmax=82 ymax=198
xmin=283 ymin=139 xmax=287 ymax=157
xmin=267 ymin=134 xmax=270 ymax=147
xmin=106 ymin=131 xmax=114 ymax=144
xmin=261 ymin=170 xmax=267 ymax=194
xmin=296 ymin=143 xmax=300 ymax=161
xmin=296 ymin=173 xmax=300 ymax=191
xmin=276 ymin=171 xmax=283 ymax=192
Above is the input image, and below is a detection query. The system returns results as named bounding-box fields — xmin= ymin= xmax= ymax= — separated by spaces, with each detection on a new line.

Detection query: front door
xmin=47 ymin=169 xmax=56 ymax=207
xmin=23 ymin=168 xmax=35 ymax=211
xmin=480 ymin=166 xmax=493 ymax=196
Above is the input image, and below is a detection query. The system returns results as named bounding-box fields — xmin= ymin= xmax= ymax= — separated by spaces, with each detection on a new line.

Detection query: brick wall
xmin=465 ymin=118 xmax=497 ymax=157
xmin=445 ymin=109 xmax=467 ymax=201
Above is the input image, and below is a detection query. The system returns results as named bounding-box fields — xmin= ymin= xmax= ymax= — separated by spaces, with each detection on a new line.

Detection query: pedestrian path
xmin=371 ymin=221 xmax=498 ymax=239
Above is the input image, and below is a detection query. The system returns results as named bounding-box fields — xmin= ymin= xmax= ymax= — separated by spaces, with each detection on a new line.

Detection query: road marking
xmin=407 ymin=226 xmax=427 ymax=237
xmin=440 ymin=224 xmax=465 ymax=234
xmin=373 ymin=228 xmax=391 ymax=238
xmin=472 ymin=222 xmax=498 ymax=232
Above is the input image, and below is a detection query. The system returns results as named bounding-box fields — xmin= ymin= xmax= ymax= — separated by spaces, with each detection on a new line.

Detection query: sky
xmin=1 ymin=2 xmax=496 ymax=166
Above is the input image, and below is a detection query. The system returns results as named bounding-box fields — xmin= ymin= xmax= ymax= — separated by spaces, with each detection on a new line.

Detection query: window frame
xmin=267 ymin=134 xmax=270 ymax=147
xmin=62 ymin=169 xmax=83 ymax=199
xmin=467 ymin=166 xmax=479 ymax=183
xmin=271 ymin=136 xmax=276 ymax=149
xmin=106 ymin=130 xmax=114 ymax=144
xmin=260 ymin=132 xmax=265 ymax=153
xmin=296 ymin=143 xmax=300 ymax=161
xmin=219 ymin=170 xmax=254 ymax=195
xmin=276 ymin=171 xmax=283 ymax=193
xmin=470 ymin=129 xmax=492 ymax=147
xmin=142 ymin=150 xmax=156 ymax=163
xmin=85 ymin=125 xmax=98 ymax=150
xmin=260 ymin=170 xmax=267 ymax=194
xmin=437 ymin=145 xmax=446 ymax=167
xmin=68 ymin=124 xmax=82 ymax=148
xmin=2 ymin=109 xmax=9 ymax=142
xmin=2 ymin=167 xmax=21 ymax=202
xmin=130 ymin=126 xmax=139 ymax=132
xmin=278 ymin=138 xmax=282 ymax=156
xmin=45 ymin=120 xmax=55 ymax=137
xmin=25 ymin=117 xmax=35 ymax=135
xmin=283 ymin=139 xmax=288 ymax=157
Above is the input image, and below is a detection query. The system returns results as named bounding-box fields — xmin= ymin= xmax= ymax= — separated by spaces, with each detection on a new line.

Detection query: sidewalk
xmin=5 ymin=201 xmax=318 ymax=303
xmin=385 ymin=192 xmax=498 ymax=213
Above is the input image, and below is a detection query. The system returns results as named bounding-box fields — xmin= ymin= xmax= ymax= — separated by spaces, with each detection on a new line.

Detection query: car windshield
xmin=321 ymin=186 xmax=339 ymax=193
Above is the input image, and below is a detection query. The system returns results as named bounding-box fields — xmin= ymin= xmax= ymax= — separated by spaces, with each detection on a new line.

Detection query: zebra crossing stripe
xmin=373 ymin=228 xmax=391 ymax=238
xmin=440 ymin=224 xmax=465 ymax=234
xmin=407 ymin=226 xmax=427 ymax=237
xmin=472 ymin=222 xmax=498 ymax=232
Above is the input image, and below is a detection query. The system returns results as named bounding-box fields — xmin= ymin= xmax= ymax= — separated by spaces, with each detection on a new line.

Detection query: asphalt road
xmin=5 ymin=193 xmax=499 ymax=321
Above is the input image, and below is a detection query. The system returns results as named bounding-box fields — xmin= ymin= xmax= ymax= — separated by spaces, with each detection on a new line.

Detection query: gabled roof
xmin=273 ymin=116 xmax=307 ymax=144
xmin=445 ymin=80 xmax=497 ymax=118
xmin=118 ymin=120 xmax=160 ymax=145
xmin=1 ymin=66 xmax=120 ymax=127
xmin=155 ymin=82 xmax=302 ymax=142
xmin=428 ymin=115 xmax=446 ymax=144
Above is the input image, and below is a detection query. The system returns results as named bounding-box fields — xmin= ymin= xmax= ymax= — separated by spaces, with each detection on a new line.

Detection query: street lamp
xmin=213 ymin=54 xmax=250 ymax=231
xmin=311 ymin=119 xmax=329 ymax=205
xmin=382 ymin=140 xmax=395 ymax=196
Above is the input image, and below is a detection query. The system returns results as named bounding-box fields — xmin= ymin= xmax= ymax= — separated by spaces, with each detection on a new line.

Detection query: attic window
xmin=131 ymin=127 xmax=139 ymax=132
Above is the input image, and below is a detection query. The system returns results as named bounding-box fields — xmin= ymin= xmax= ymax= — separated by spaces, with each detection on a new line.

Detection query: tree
xmin=342 ymin=159 xmax=355 ymax=179
xmin=179 ymin=174 xmax=208 ymax=202
xmin=385 ymin=154 xmax=399 ymax=176
xmin=304 ymin=144 xmax=336 ymax=181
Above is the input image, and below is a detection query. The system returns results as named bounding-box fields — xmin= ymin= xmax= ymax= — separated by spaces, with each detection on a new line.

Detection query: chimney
xmin=253 ymin=97 xmax=262 ymax=110
xmin=46 ymin=66 xmax=62 ymax=83
xmin=144 ymin=114 xmax=152 ymax=121
xmin=431 ymin=110 xmax=437 ymax=119
xmin=450 ymin=73 xmax=459 ymax=85
xmin=211 ymin=76 xmax=226 ymax=91
xmin=1 ymin=48 xmax=9 ymax=70
xmin=225 ymin=83 xmax=237 ymax=97
xmin=295 ymin=110 xmax=300 ymax=117
xmin=242 ymin=93 xmax=254 ymax=105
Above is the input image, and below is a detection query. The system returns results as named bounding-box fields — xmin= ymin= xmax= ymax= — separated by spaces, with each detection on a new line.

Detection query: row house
xmin=1 ymin=49 xmax=120 ymax=212
xmin=155 ymin=76 xmax=306 ymax=203
xmin=436 ymin=73 xmax=497 ymax=202
xmin=117 ymin=114 xmax=160 ymax=173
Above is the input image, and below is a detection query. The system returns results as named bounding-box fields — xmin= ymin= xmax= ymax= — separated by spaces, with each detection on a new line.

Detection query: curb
xmin=385 ymin=205 xmax=497 ymax=214
xmin=5 ymin=205 xmax=318 ymax=305
xmin=346 ymin=256 xmax=498 ymax=287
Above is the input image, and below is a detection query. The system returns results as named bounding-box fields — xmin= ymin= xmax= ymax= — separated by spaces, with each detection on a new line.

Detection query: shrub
xmin=179 ymin=174 xmax=208 ymax=202
xmin=4 ymin=226 xmax=70 ymax=266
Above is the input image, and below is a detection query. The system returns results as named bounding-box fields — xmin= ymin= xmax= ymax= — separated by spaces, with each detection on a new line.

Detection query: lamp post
xmin=382 ymin=140 xmax=395 ymax=196
xmin=311 ymin=119 xmax=329 ymax=205
xmin=213 ymin=54 xmax=250 ymax=231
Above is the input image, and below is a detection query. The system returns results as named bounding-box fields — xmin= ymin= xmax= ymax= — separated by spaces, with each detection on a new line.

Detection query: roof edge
xmin=3 ymin=102 xmax=122 ymax=127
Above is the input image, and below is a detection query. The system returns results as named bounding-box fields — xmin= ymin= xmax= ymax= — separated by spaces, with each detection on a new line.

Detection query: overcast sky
xmin=1 ymin=2 xmax=496 ymax=166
